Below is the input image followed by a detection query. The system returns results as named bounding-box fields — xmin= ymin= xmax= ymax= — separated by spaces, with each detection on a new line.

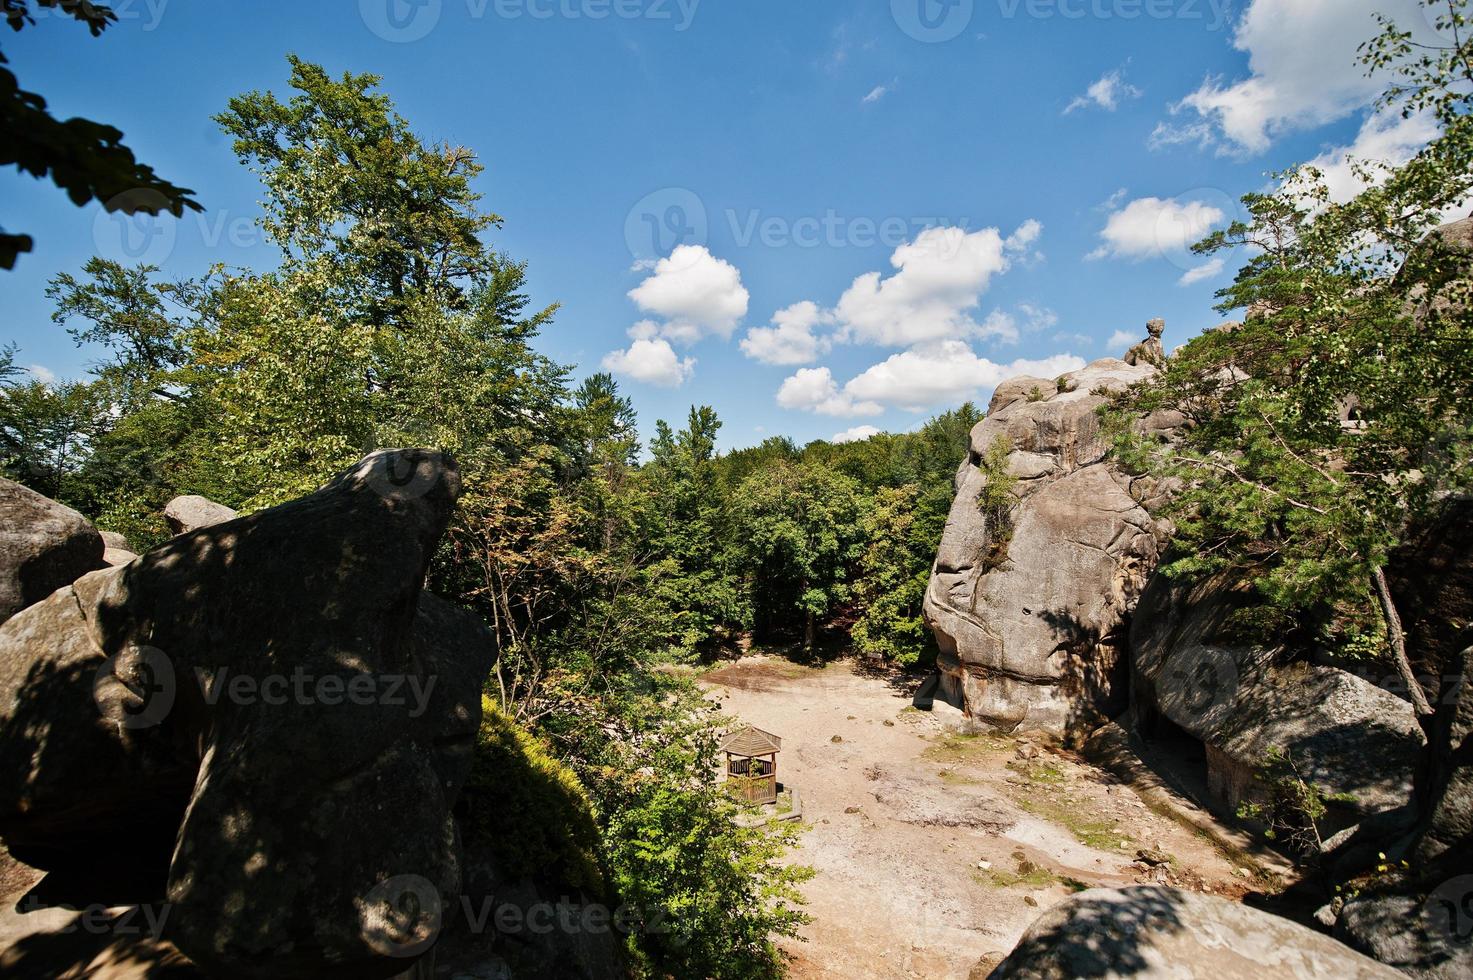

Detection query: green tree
xmin=737 ymin=460 xmax=864 ymax=649
xmin=1110 ymin=0 xmax=1473 ymax=715
xmin=852 ymin=483 xmax=936 ymax=666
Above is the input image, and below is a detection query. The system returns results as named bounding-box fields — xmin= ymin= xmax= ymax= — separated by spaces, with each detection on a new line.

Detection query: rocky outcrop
xmin=0 ymin=477 xmax=105 ymax=625
xmin=162 ymin=494 xmax=238 ymax=534
xmin=0 ymin=450 xmax=490 ymax=979
xmin=923 ymin=355 xmax=1172 ymax=740
xmin=1130 ymin=572 xmax=1425 ymax=829
xmin=1331 ymin=497 xmax=1473 ymax=979
xmin=987 ymin=885 xmax=1402 ymax=978
xmin=1123 ymin=317 xmax=1166 ymax=368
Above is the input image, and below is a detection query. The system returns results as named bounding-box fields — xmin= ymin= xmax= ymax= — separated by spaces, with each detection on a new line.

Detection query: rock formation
xmin=1130 ymin=572 xmax=1425 ymax=831
xmin=1123 ymin=317 xmax=1166 ymax=368
xmin=0 ymin=451 xmax=490 ymax=979
xmin=0 ymin=477 xmax=105 ymax=625
xmin=923 ymin=357 xmax=1175 ymax=740
xmin=162 ymin=493 xmax=238 ymax=534
xmin=987 ymin=885 xmax=1402 ymax=978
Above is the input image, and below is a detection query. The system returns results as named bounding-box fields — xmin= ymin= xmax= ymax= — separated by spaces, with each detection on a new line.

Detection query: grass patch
xmin=938 ymin=769 xmax=981 ymax=786
xmin=1017 ymin=796 xmax=1129 ymax=851
xmin=922 ymin=731 xmax=1012 ymax=764
xmin=1007 ymin=760 xmax=1066 ymax=784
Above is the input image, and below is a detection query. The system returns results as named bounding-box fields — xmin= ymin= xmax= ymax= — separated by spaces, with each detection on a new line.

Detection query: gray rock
xmin=162 ymin=494 xmax=238 ymax=534
xmin=0 ymin=478 xmax=105 ymax=624
xmin=0 ymin=450 xmax=488 ymax=979
xmin=1131 ymin=573 xmax=1424 ymax=827
xmin=989 ymin=885 xmax=1402 ymax=979
xmin=100 ymin=530 xmax=132 ymax=551
xmin=103 ymin=547 xmax=139 ymax=567
xmin=1123 ymin=317 xmax=1167 ymax=368
xmin=924 ymin=358 xmax=1165 ymax=740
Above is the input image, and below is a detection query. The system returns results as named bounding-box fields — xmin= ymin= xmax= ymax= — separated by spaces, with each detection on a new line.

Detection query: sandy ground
xmin=702 ymin=655 xmax=1261 ymax=980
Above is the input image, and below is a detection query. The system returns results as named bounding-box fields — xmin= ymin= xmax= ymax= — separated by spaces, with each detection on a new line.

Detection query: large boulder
xmin=922 ymin=357 xmax=1169 ymax=740
xmin=1131 ymin=572 xmax=1424 ymax=830
xmin=162 ymin=494 xmax=238 ymax=534
xmin=988 ymin=885 xmax=1402 ymax=979
xmin=0 ymin=450 xmax=490 ymax=979
xmin=0 ymin=478 xmax=105 ymax=624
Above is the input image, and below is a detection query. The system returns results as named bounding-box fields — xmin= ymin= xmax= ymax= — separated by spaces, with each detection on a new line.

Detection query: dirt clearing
xmin=702 ymin=655 xmax=1265 ymax=980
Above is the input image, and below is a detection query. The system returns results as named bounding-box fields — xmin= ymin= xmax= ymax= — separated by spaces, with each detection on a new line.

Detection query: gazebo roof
xmin=719 ymin=724 xmax=782 ymax=756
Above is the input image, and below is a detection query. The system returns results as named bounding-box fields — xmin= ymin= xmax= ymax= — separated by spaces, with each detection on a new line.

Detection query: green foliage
xmin=463 ymin=695 xmax=605 ymax=893
xmin=1236 ymin=746 xmax=1356 ymax=857
xmin=852 ymin=484 xmax=934 ymax=666
xmin=1108 ymin=0 xmax=1473 ymax=680
xmin=737 ymin=460 xmax=864 ymax=648
xmin=588 ymin=680 xmax=813 ymax=980
xmin=1 ymin=1 xmax=201 ymax=268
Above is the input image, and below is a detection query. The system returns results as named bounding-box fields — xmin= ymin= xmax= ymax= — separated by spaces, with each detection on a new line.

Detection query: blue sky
xmin=0 ymin=0 xmax=1444 ymax=448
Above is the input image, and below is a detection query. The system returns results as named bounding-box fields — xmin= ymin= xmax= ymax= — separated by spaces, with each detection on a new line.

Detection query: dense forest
xmin=2 ymin=1 xmax=1472 ymax=976
xmin=0 ymin=55 xmax=988 ymax=978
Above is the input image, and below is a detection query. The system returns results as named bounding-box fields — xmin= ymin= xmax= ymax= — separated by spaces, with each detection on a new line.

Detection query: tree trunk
xmin=804 ymin=610 xmax=815 ymax=650
xmin=1372 ymin=565 xmax=1434 ymax=717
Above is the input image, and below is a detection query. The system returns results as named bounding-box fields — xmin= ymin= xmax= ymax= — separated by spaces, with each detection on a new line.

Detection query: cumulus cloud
xmin=776 ymin=367 xmax=884 ymax=417
xmin=1089 ymin=196 xmax=1225 ymax=261
xmin=25 ymin=364 xmax=56 ymax=385
xmin=1302 ymin=109 xmax=1441 ymax=204
xmin=1107 ymin=329 xmax=1139 ymax=352
xmin=601 ymin=322 xmax=696 ymax=387
xmin=862 ymin=84 xmax=888 ymax=104
xmin=1065 ymin=68 xmax=1142 ymax=114
xmin=1179 ymin=257 xmax=1226 ymax=286
xmin=627 ymin=244 xmax=749 ymax=343
xmin=779 ymin=342 xmax=1086 ymax=416
xmin=831 ymin=425 xmax=882 ymax=444
xmin=830 ymin=222 xmax=1038 ymax=347
xmin=740 ymin=301 xmax=835 ymax=365
xmin=1168 ymin=0 xmax=1431 ymax=154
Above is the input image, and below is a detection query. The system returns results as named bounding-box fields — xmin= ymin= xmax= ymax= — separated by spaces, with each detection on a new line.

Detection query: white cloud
xmin=780 ymin=343 xmax=1087 ymax=416
xmin=25 ymin=364 xmax=56 ymax=385
xmin=1148 ymin=119 xmax=1217 ymax=152
xmin=1089 ymin=196 xmax=1226 ymax=261
xmin=601 ymin=322 xmax=696 ymax=387
xmin=1065 ymin=68 xmax=1142 ymax=114
xmin=1170 ymin=0 xmax=1430 ymax=154
xmin=862 ymin=84 xmax=888 ymax=104
xmin=1302 ymin=108 xmax=1440 ymax=204
xmin=740 ymin=301 xmax=835 ymax=365
xmin=1179 ymin=257 xmax=1226 ymax=286
xmin=832 ymin=425 xmax=882 ymax=444
xmin=627 ymin=244 xmax=749 ymax=343
xmin=1017 ymin=302 xmax=1058 ymax=333
xmin=1107 ymin=329 xmax=1138 ymax=351
xmin=776 ymin=367 xmax=883 ymax=417
xmin=831 ymin=223 xmax=1035 ymax=347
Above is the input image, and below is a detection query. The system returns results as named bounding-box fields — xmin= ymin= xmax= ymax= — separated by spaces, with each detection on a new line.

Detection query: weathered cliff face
xmin=0 ymin=452 xmax=483 ymax=979
xmin=1130 ymin=572 xmax=1425 ymax=830
xmin=923 ymin=356 xmax=1173 ymax=740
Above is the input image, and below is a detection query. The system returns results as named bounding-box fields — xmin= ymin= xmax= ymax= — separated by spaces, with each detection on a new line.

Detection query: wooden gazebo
xmin=720 ymin=725 xmax=782 ymax=805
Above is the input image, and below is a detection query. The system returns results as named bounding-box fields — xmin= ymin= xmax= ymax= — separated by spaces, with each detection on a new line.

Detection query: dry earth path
xmin=702 ymin=655 xmax=1265 ymax=980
